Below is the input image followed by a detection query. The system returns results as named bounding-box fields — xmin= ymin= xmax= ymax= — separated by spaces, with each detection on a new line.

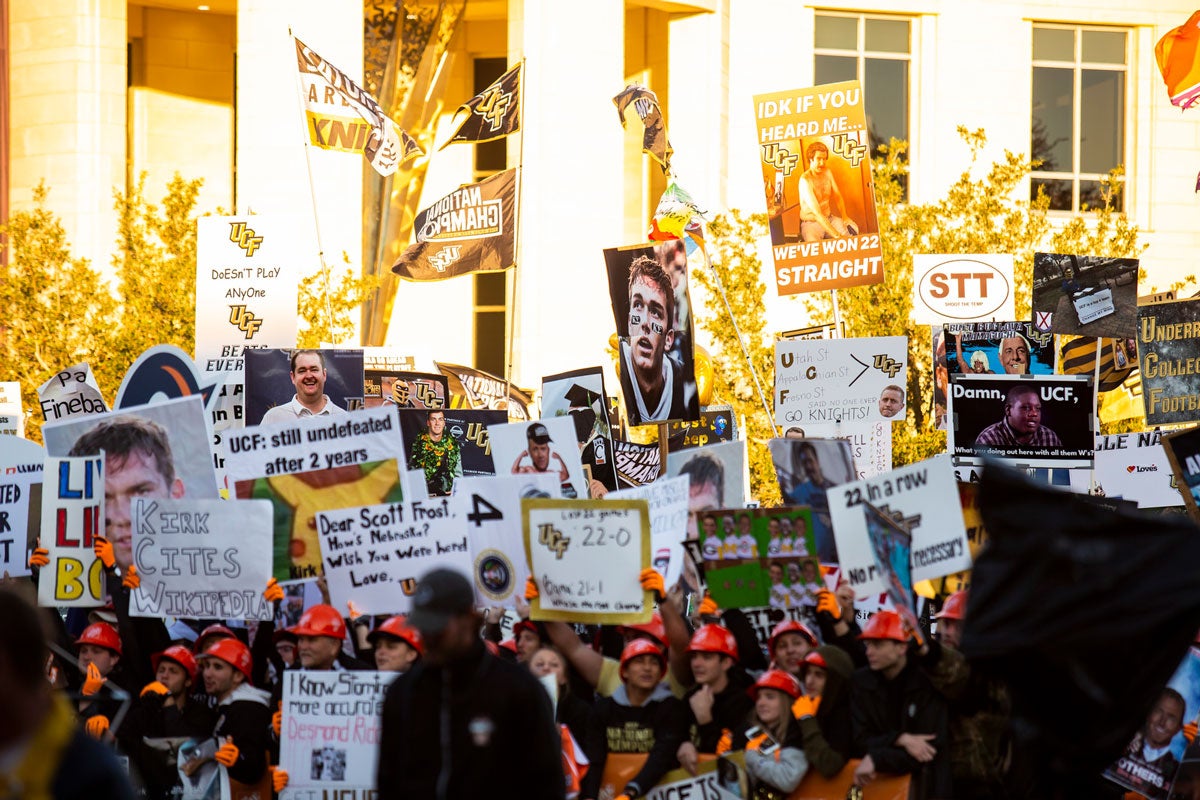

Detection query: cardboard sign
xmin=754 ymin=80 xmax=883 ymax=295
xmin=540 ymin=367 xmax=619 ymax=493
xmin=665 ymin=406 xmax=736 ymax=453
xmin=37 ymin=364 xmax=108 ymax=423
xmin=488 ymin=417 xmax=589 ymax=500
xmin=697 ymin=506 xmax=818 ymax=609
xmin=940 ymin=322 xmax=1056 ymax=376
xmin=608 ymin=475 xmax=690 ymax=589
xmin=767 ymin=438 xmax=857 ymax=563
xmin=38 ymin=455 xmax=105 ymax=607
xmin=912 ymin=255 xmax=1015 ymax=324
xmin=524 ymin=498 xmax=651 ymax=624
xmin=1094 ymin=431 xmax=1183 ymax=509
xmin=398 ymin=408 xmax=506 ymax=496
xmin=279 ymin=671 xmax=396 ymax=798
xmin=863 ymin=500 xmax=919 ymax=634
xmin=1138 ymin=298 xmax=1200 ymax=425
xmin=0 ymin=467 xmax=40 ymax=578
xmin=1032 ymin=252 xmax=1139 ymax=338
xmin=775 ymin=336 xmax=908 ymax=424
xmin=1075 ymin=288 xmax=1116 ymax=325
xmin=789 ymin=421 xmax=892 ymax=479
xmin=0 ymin=382 xmax=22 ymax=437
xmin=1163 ymin=427 xmax=1200 ymax=522
xmin=829 ymin=455 xmax=969 ymax=595
xmin=130 ymin=498 xmax=274 ymax=620
xmin=317 ymin=496 xmax=470 ymax=615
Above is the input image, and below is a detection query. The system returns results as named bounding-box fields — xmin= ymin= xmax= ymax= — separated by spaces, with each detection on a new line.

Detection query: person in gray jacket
xmin=731 ymin=669 xmax=809 ymax=796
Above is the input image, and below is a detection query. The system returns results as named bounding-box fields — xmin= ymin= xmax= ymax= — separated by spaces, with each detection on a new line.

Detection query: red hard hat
xmin=749 ymin=668 xmax=803 ymax=700
xmin=499 ymin=639 xmax=518 ymax=654
xmin=616 ymin=612 xmax=668 ymax=649
xmin=768 ymin=620 xmax=817 ymax=654
xmin=858 ymin=610 xmax=909 ymax=642
xmin=619 ymin=638 xmax=666 ymax=672
xmin=198 ymin=638 xmax=253 ymax=681
xmin=368 ymin=616 xmax=425 ymax=655
xmin=687 ymin=624 xmax=739 ymax=661
xmin=290 ymin=604 xmax=347 ymax=640
xmin=152 ymin=645 xmax=198 ymax=683
xmin=933 ymin=590 xmax=968 ymax=621
xmin=194 ymin=624 xmax=235 ymax=654
xmin=803 ymin=650 xmax=828 ymax=670
xmin=76 ymin=623 xmax=122 ymax=656
xmin=513 ymin=619 xmax=541 ymax=643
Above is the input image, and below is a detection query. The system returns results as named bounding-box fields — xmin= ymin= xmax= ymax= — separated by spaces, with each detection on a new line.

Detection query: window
xmin=1031 ymin=25 xmax=1128 ymax=212
xmin=472 ymin=57 xmax=508 ymax=376
xmin=814 ymin=12 xmax=911 ymax=176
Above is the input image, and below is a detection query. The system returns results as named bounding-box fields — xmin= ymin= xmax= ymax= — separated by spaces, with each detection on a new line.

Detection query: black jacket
xmin=800 ymin=644 xmax=855 ymax=778
xmin=377 ymin=639 xmax=565 ymax=800
xmin=580 ymin=685 xmax=687 ymax=800
xmin=685 ymin=674 xmax=753 ymax=752
xmin=211 ymin=685 xmax=273 ymax=786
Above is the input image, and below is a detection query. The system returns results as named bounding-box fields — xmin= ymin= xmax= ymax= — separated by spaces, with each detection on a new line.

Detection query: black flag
xmin=613 ymin=84 xmax=672 ymax=173
xmin=441 ymin=62 xmax=522 ymax=147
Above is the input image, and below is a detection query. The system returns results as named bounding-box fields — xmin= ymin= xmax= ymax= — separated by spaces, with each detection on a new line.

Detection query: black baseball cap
xmin=527 ymin=422 xmax=552 ymax=444
xmin=407 ymin=568 xmax=475 ymax=635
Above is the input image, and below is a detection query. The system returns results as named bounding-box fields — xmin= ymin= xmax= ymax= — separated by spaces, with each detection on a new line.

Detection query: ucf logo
xmin=415 ymin=381 xmax=444 ymax=409
xmin=538 ymin=524 xmax=570 ymax=559
xmin=228 ymin=305 xmax=264 ymax=339
xmin=465 ymin=422 xmax=490 ymax=455
xmin=229 ymin=223 xmax=263 ymax=257
xmin=475 ymin=86 xmax=513 ymax=132
xmin=762 ymin=143 xmax=799 ymax=176
xmin=872 ymin=354 xmax=903 ymax=379
xmin=429 ymin=246 xmax=463 ymax=273
xmin=830 ymin=133 xmax=868 ymax=167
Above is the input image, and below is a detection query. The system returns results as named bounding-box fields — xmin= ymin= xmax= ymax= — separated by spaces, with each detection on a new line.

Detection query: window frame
xmin=470 ymin=56 xmax=510 ymax=377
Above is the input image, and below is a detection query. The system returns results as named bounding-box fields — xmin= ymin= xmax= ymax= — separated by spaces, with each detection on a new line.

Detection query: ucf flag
xmin=441 ymin=62 xmax=522 ymax=147
xmin=391 ymin=169 xmax=517 ymax=281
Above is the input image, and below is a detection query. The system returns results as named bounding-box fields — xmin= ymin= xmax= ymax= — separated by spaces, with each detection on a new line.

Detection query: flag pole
xmin=288 ymin=29 xmax=337 ymax=341
xmin=504 ymin=59 xmax=525 ymax=420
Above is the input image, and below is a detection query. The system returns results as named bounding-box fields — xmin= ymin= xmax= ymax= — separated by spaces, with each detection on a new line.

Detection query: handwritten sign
xmin=36 ymin=363 xmax=108 ymax=423
xmin=0 ymin=468 xmax=40 ymax=578
xmin=608 ymin=476 xmax=689 ymax=588
xmin=130 ymin=498 xmax=274 ymax=620
xmin=37 ymin=454 xmax=105 ymax=607
xmin=524 ymin=499 xmax=650 ymax=624
xmin=775 ymin=336 xmax=908 ymax=424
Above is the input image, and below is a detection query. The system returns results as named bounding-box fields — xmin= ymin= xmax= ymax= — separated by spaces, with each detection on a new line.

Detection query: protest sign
xmin=365 ymin=370 xmax=447 ymax=410
xmin=37 ymin=363 xmax=108 ymax=423
xmin=597 ymin=753 xmax=747 ymax=800
xmin=767 ymin=437 xmax=856 ymax=563
xmin=788 ymin=421 xmax=892 ymax=479
xmin=38 ymin=454 xmax=105 ymax=607
xmin=1167 ymin=650 xmax=1200 ymax=798
xmin=863 ymin=500 xmax=920 ymax=634
xmin=279 ymin=671 xmax=396 ymax=799
xmin=912 ymin=255 xmax=1015 ymax=325
xmin=949 ymin=374 xmax=1095 ymax=468
xmin=614 ymin=440 xmax=661 ymax=488
xmin=130 ymin=498 xmax=274 ymax=620
xmin=775 ymin=336 xmax=908 ymax=424
xmin=244 ymin=349 xmax=365 ymax=425
xmin=398 ymin=408 xmax=505 ymax=496
xmin=609 ymin=475 xmax=690 ymax=588
xmin=1032 ymin=253 xmax=1139 ymax=338
xmin=1164 ymin=427 xmax=1200 ymax=522
xmin=696 ymin=506 xmax=818 ymax=609
xmin=0 ymin=460 xmax=40 ymax=578
xmin=1138 ymin=298 xmax=1200 ymax=425
xmin=667 ymin=439 xmax=748 ymax=544
xmin=604 ymin=237 xmax=701 ymax=426
xmin=176 ymin=737 xmax=229 ymax=799
xmin=541 ymin=367 xmax=619 ymax=493
xmin=436 ymin=361 xmax=534 ymax=420
xmin=754 ymin=80 xmax=883 ymax=295
xmin=1093 ymin=431 xmax=1182 ymax=509
xmin=0 ymin=382 xmax=21 ymax=437
xmin=665 ymin=405 xmax=736 ymax=453
xmin=524 ymin=498 xmax=650 ymax=624
xmin=941 ymin=322 xmax=1056 ymax=376
xmin=317 ymin=495 xmax=471 ymax=615
xmin=488 ymin=417 xmax=589 ymax=499
xmin=453 ymin=474 xmax=560 ymax=606
xmin=829 ymin=455 xmax=969 ymax=595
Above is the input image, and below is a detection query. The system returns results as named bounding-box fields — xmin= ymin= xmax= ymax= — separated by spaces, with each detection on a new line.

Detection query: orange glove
xmin=271 ymin=767 xmax=289 ymax=792
xmin=715 ymin=728 xmax=733 ymax=755
xmin=615 ymin=795 xmax=631 ymax=800
xmin=816 ymin=589 xmax=842 ymax=620
xmin=1186 ymin=721 xmax=1198 ymax=744
xmin=214 ymin=740 xmax=239 ymax=768
xmin=140 ymin=681 xmax=169 ymax=698
xmin=525 ymin=576 xmax=539 ymax=600
xmin=698 ymin=593 xmax=719 ymax=617
xmin=263 ymin=577 xmax=284 ymax=604
xmin=747 ymin=732 xmax=771 ymax=752
xmin=792 ymin=694 xmax=821 ymax=719
xmin=273 ymin=707 xmax=282 ymax=737
xmin=29 ymin=547 xmax=50 ymax=569
xmin=82 ymin=662 xmax=106 ymax=696
xmin=122 ymin=565 xmax=140 ymax=590
xmin=347 ymin=600 xmax=364 ymax=621
xmin=85 ymin=715 xmax=110 ymax=738
xmin=640 ymin=567 xmax=665 ymax=601
xmin=93 ymin=536 xmax=116 ymax=569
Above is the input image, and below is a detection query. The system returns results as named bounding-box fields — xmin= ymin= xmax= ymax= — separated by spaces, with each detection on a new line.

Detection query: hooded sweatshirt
xmin=580 ymin=683 xmax=687 ymax=800
xmin=797 ymin=644 xmax=856 ymax=778
xmin=212 ymin=683 xmax=272 ymax=785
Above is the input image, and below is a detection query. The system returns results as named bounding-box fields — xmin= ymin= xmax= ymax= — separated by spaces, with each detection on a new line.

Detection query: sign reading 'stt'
xmin=912 ymin=255 xmax=1015 ymax=325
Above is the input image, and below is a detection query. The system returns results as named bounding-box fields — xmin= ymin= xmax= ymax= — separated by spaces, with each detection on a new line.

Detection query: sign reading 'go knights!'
xmin=391 ymin=169 xmax=518 ymax=282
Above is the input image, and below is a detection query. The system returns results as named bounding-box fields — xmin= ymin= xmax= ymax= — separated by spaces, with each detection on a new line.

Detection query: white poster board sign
xmin=1093 ymin=431 xmax=1183 ymax=508
xmin=775 ymin=336 xmax=909 ymax=424
xmin=37 ymin=454 xmax=105 ymax=607
xmin=912 ymin=254 xmax=1015 ymax=325
xmin=0 ymin=468 xmax=40 ymax=577
xmin=36 ymin=364 xmax=108 ymax=423
xmin=1074 ymin=288 xmax=1115 ymax=325
xmin=608 ymin=476 xmax=690 ymax=587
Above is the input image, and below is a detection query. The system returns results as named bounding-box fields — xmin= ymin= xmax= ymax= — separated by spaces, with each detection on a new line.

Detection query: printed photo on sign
xmin=1032 ymin=253 xmax=1139 ymax=338
xmin=666 ymin=405 xmax=736 ymax=453
xmin=234 ymin=459 xmax=404 ymax=582
xmin=614 ymin=440 xmax=661 ymax=489
xmin=1163 ymin=426 xmax=1200 ymax=523
xmin=605 ymin=238 xmax=701 ymax=426
xmin=244 ymin=348 xmax=365 ymax=426
xmin=695 ymin=506 xmax=818 ymax=610
xmin=941 ymin=322 xmax=1055 ymax=376
xmin=1137 ymin=298 xmax=1200 ymax=426
xmin=488 ymin=417 xmax=589 ymax=500
xmin=365 ymin=370 xmax=447 ymax=410
xmin=1094 ymin=431 xmax=1183 ymax=509
xmin=754 ymin=80 xmax=883 ymax=295
xmin=782 ymin=422 xmax=892 ymax=479
xmin=767 ymin=437 xmax=855 ymax=564
xmin=666 ymin=440 xmax=748 ymax=538
xmin=863 ymin=501 xmax=919 ymax=635
xmin=398 ymin=408 xmax=505 ymax=497
xmin=775 ymin=336 xmax=908 ymax=424
xmin=540 ymin=367 xmax=619 ymax=494
xmin=912 ymin=255 xmax=1015 ymax=325
xmin=948 ymin=375 xmax=1095 ymax=468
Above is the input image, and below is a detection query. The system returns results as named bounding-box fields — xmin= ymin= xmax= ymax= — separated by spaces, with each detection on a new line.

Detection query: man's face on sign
xmin=799 ymin=448 xmax=824 ymax=483
xmin=879 ymin=388 xmax=904 ymax=418
xmin=1146 ymin=694 xmax=1185 ymax=749
xmin=628 ymin=277 xmax=673 ymax=377
xmin=1004 ymin=391 xmax=1043 ymax=434
xmin=810 ymin=148 xmax=828 ymax=174
xmin=528 ymin=439 xmax=551 ymax=471
xmin=107 ymin=450 xmax=184 ymax=570
xmin=428 ymin=411 xmax=446 ymax=440
xmin=290 ymin=353 xmax=327 ymax=402
xmin=1000 ymin=337 xmax=1030 ymax=374
xmin=686 ymin=479 xmax=721 ymax=539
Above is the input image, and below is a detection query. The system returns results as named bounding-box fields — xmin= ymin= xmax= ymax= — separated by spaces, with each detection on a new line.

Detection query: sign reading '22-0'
xmin=912 ymin=255 xmax=1014 ymax=325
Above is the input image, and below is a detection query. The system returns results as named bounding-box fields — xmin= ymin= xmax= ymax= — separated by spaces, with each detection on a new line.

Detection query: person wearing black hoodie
xmin=675 ymin=624 xmax=752 ymax=774
xmin=794 ymin=645 xmax=855 ymax=778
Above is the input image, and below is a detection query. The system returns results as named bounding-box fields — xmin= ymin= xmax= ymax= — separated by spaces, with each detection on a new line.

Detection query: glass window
xmin=472 ymin=58 xmax=509 ymax=374
xmin=1030 ymin=25 xmax=1127 ymax=212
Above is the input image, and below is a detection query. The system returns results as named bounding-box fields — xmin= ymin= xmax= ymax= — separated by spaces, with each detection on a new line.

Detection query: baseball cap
xmin=527 ymin=423 xmax=552 ymax=444
xmin=407 ymin=568 xmax=475 ymax=635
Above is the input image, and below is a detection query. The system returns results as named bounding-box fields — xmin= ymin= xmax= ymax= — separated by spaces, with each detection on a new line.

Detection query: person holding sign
xmin=74 ymin=622 xmax=124 ymax=739
xmin=260 ymin=350 xmax=347 ymax=423
xmin=799 ymin=142 xmax=858 ymax=242
xmin=728 ymin=670 xmax=810 ymax=795
xmin=193 ymin=638 xmax=272 ymax=787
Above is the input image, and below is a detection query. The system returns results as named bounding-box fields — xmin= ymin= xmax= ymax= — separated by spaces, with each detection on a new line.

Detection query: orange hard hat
xmin=290 ymin=604 xmax=347 ymax=640
xmin=76 ymin=623 xmax=122 ymax=656
xmin=749 ymin=669 xmax=803 ymax=700
xmin=768 ymin=620 xmax=817 ymax=653
xmin=933 ymin=590 xmax=968 ymax=621
xmin=513 ymin=619 xmax=541 ymax=643
xmin=616 ymin=612 xmax=668 ymax=649
xmin=152 ymin=645 xmax=198 ymax=682
xmin=367 ymin=616 xmax=424 ymax=655
xmin=619 ymin=638 xmax=666 ymax=672
xmin=858 ymin=610 xmax=909 ymax=642
xmin=687 ymin=624 xmax=739 ymax=661
xmin=194 ymin=624 xmax=235 ymax=654
xmin=198 ymin=638 xmax=253 ymax=681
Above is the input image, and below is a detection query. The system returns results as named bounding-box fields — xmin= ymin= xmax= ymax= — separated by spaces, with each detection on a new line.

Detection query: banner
xmin=767 ymin=437 xmax=857 ymax=564
xmin=1032 ymin=253 xmax=1139 ymax=338
xmin=38 ymin=454 xmax=105 ymax=607
xmin=912 ymin=255 xmax=1015 ymax=325
xmin=1138 ymin=298 xmax=1200 ymax=425
xmin=612 ymin=84 xmax=672 ymax=171
xmin=614 ymin=440 xmax=661 ymax=489
xmin=754 ymin=80 xmax=883 ymax=294
xmin=392 ymin=169 xmax=518 ymax=281
xmin=1164 ymin=426 xmax=1200 ymax=522
xmin=436 ymin=361 xmax=534 ymax=420
xmin=294 ymin=37 xmax=421 ymax=176
xmin=130 ymin=498 xmax=273 ymax=619
xmin=696 ymin=506 xmax=818 ymax=609
xmin=665 ymin=406 xmax=736 ymax=453
xmin=775 ymin=336 xmax=908 ymax=424
xmin=488 ymin=418 xmax=589 ymax=500
xmin=608 ymin=475 xmax=690 ymax=589
xmin=442 ymin=61 xmax=521 ymax=146
xmin=524 ymin=498 xmax=651 ymax=624
xmin=398 ymin=408 xmax=505 ymax=496
xmin=244 ymin=348 xmax=365 ymax=426
xmin=1094 ymin=431 xmax=1183 ymax=509
xmin=279 ymin=671 xmax=397 ymax=798
xmin=37 ymin=364 xmax=107 ymax=423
